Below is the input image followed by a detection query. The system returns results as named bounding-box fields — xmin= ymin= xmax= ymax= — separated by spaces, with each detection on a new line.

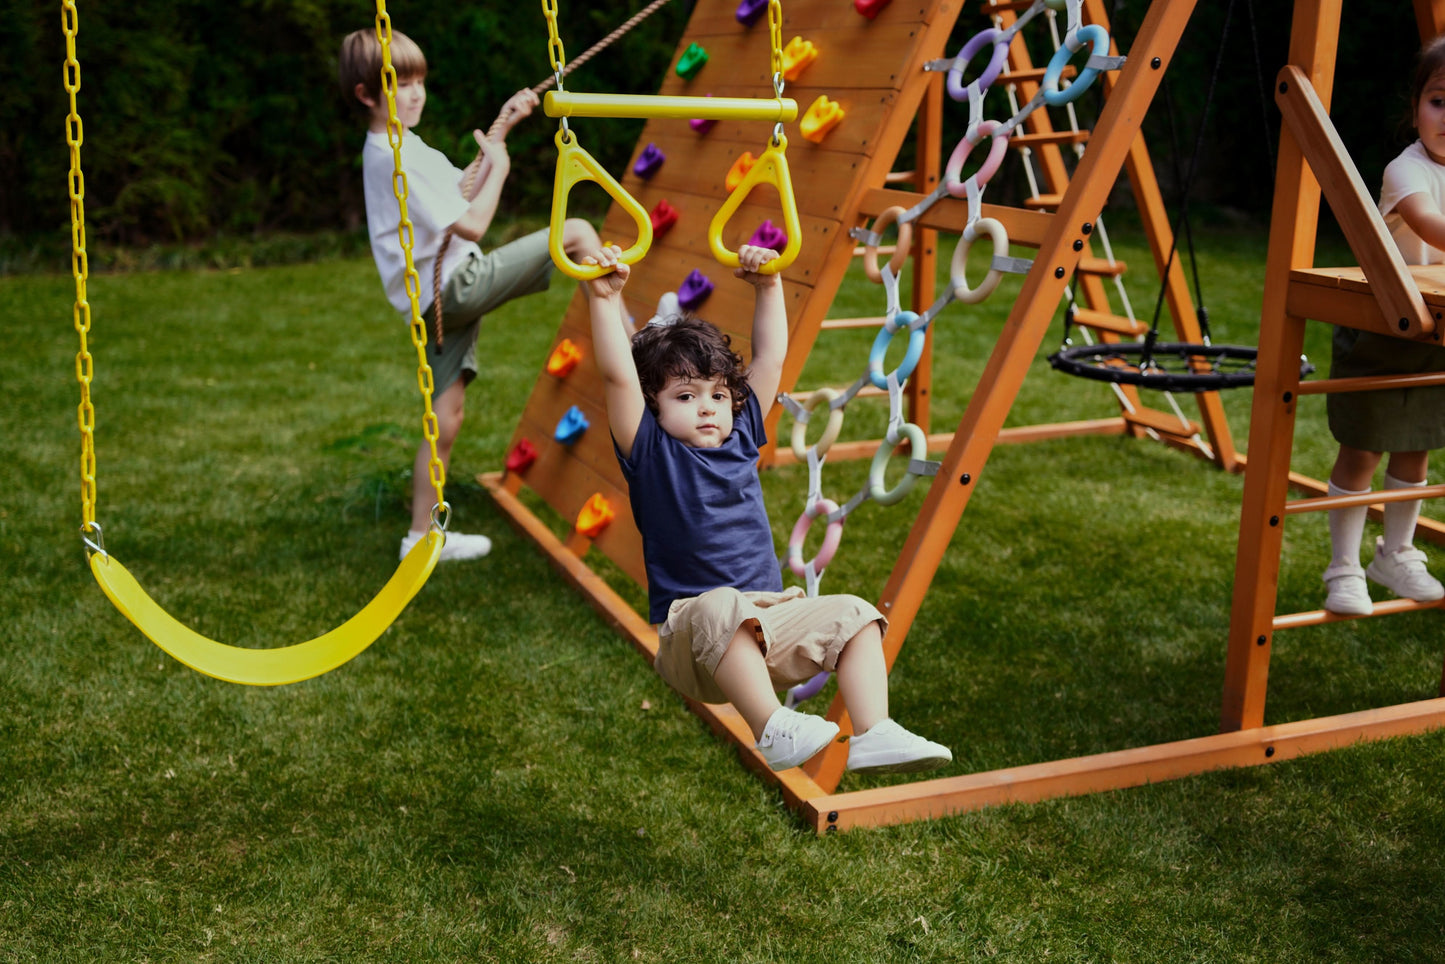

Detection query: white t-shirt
xmin=1379 ymin=139 xmax=1445 ymax=266
xmin=362 ymin=128 xmax=482 ymax=316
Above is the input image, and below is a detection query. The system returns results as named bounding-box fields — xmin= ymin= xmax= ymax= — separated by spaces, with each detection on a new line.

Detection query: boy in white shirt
xmin=340 ymin=28 xmax=600 ymax=561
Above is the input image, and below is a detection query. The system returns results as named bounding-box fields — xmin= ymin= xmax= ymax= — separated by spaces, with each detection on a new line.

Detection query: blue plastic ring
xmin=1041 ymin=24 xmax=1108 ymax=107
xmin=867 ymin=311 xmax=925 ymax=389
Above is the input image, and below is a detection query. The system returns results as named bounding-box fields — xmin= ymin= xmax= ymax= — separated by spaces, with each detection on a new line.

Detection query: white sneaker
xmin=400 ymin=529 xmax=492 ymax=562
xmin=1322 ymin=561 xmax=1372 ymax=615
xmin=1366 ymin=537 xmax=1444 ymax=601
xmin=846 ymin=718 xmax=952 ymax=774
xmin=755 ymin=707 xmax=840 ymax=771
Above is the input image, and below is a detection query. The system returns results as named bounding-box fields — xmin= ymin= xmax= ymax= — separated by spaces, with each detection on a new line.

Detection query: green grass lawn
xmin=4 ymin=221 xmax=1445 ymax=962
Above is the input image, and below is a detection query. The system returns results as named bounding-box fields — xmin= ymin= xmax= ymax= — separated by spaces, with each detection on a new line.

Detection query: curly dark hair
xmin=630 ymin=314 xmax=751 ymax=416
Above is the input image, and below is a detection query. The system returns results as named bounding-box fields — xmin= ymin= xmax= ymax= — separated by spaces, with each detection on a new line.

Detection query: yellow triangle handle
xmin=550 ymin=130 xmax=653 ymax=280
xmin=708 ymin=135 xmax=801 ymax=275
xmin=88 ymin=531 xmax=443 ymax=686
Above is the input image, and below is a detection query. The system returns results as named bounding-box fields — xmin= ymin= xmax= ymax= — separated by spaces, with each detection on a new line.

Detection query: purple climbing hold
xmin=746 ymin=219 xmax=788 ymax=252
xmin=632 ymin=143 xmax=665 ymax=180
xmin=677 ymin=269 xmax=715 ymax=311
xmin=735 ymin=0 xmax=769 ymax=26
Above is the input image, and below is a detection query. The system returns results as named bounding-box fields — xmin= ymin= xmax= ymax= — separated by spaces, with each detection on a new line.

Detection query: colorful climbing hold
xmin=632 ymin=143 xmax=665 ymax=180
xmin=650 ymin=199 xmax=679 ymax=237
xmin=800 ymin=95 xmax=845 ymax=143
xmin=735 ymin=0 xmax=768 ymax=26
xmin=747 ymin=219 xmax=788 ymax=252
xmin=546 ymin=338 xmax=583 ymax=378
xmin=676 ymin=42 xmax=708 ymax=80
xmin=725 ymin=151 xmax=757 ymax=193
xmin=678 ymin=269 xmax=714 ymax=311
xmin=505 ymin=438 xmax=538 ymax=473
xmin=576 ymin=493 xmax=615 ymax=538
xmin=854 ymin=0 xmax=892 ymax=18
xmin=781 ymin=37 xmax=818 ymax=81
xmin=555 ymin=406 xmax=590 ymax=445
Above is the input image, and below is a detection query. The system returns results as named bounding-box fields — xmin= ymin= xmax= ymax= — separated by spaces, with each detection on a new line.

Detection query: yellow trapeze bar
xmin=544 ymin=91 xmax=797 ymax=123
xmin=709 ymin=135 xmax=802 ymax=275
xmin=550 ymin=130 xmax=654 ymax=280
xmin=88 ymin=530 xmax=444 ymax=686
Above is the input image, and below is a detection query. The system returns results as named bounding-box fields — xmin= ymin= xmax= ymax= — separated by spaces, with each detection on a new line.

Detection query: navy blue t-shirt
xmin=617 ymin=393 xmax=784 ymax=623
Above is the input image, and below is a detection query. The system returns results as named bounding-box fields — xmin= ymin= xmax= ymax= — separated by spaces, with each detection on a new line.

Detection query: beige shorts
xmin=654 ymin=586 xmax=886 ymax=704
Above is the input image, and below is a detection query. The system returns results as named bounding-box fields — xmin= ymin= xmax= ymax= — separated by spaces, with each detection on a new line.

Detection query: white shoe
xmin=400 ymin=529 xmax=491 ymax=562
xmin=1366 ymin=537 xmax=1444 ymax=601
xmin=1322 ymin=561 xmax=1372 ymax=615
xmin=846 ymin=719 xmax=952 ymax=774
xmin=755 ymin=707 xmax=840 ymax=771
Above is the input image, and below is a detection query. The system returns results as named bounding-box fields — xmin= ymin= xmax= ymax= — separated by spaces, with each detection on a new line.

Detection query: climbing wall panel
xmin=497 ymin=0 xmax=955 ymax=592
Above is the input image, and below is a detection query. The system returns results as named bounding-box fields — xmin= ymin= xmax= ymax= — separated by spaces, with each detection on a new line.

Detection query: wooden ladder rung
xmin=1011 ymin=130 xmax=1091 ymax=149
xmin=982 ymin=0 xmax=1037 ymax=12
xmin=1124 ymin=406 xmax=1200 ymax=438
xmin=1024 ymin=193 xmax=1062 ymax=210
xmin=885 ymin=170 xmax=918 ymax=184
xmin=851 ymin=244 xmax=898 ymax=257
xmin=1284 ymin=482 xmax=1445 ymax=515
xmin=998 ymin=65 xmax=1075 ymax=85
xmin=1069 ymin=307 xmax=1146 ymax=336
xmin=1077 ymin=257 xmax=1128 ymax=277
xmin=823 ymin=316 xmax=888 ymax=330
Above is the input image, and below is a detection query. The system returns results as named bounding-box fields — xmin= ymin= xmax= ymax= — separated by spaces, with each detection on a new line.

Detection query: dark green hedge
xmin=6 ymin=0 xmax=693 ymax=246
xmin=0 ymin=0 xmax=1425 ymax=251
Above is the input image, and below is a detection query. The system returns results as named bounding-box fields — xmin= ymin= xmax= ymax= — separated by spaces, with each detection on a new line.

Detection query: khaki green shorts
xmin=1327 ymin=326 xmax=1445 ymax=451
xmin=654 ymin=587 xmax=886 ymax=704
xmin=422 ymin=229 xmax=556 ymax=394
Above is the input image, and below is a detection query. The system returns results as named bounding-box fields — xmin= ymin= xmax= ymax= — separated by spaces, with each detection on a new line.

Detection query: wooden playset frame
xmin=484 ymin=0 xmax=1445 ymax=832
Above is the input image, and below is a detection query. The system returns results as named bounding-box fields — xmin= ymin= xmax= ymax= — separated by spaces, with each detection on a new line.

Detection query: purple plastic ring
xmin=946 ymin=28 xmax=1009 ymax=101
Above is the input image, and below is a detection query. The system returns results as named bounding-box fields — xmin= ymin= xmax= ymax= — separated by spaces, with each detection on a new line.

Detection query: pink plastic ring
xmin=944 ymin=121 xmax=1009 ymax=197
xmin=787 ymin=498 xmax=843 ymax=577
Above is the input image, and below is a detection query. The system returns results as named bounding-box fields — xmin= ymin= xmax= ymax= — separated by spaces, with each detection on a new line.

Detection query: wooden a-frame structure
xmin=484 ymin=0 xmax=1445 ymax=832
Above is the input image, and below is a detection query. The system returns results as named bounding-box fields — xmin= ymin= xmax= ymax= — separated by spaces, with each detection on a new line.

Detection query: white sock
xmin=1382 ymin=473 xmax=1426 ymax=555
xmin=1327 ymin=481 xmax=1370 ymax=570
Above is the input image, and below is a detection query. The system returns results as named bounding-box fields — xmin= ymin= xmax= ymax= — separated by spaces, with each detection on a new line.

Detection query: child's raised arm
xmin=1395 ymin=192 xmax=1445 ymax=253
xmin=583 ymin=245 xmax=647 ymax=457
xmin=734 ymin=245 xmax=786 ymax=418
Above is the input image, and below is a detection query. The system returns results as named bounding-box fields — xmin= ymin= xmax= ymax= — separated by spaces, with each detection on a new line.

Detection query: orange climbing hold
xmin=547 ymin=338 xmax=583 ymax=377
xmin=576 ymin=493 xmax=615 ymax=538
xmin=800 ymin=95 xmax=845 ymax=143
xmin=781 ymin=37 xmax=818 ymax=81
xmin=725 ymin=151 xmax=757 ymax=192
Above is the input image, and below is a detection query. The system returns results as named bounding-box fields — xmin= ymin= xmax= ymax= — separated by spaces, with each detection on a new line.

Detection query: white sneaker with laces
xmin=1322 ymin=561 xmax=1372 ymax=615
xmin=846 ymin=718 xmax=952 ymax=774
xmin=1366 ymin=537 xmax=1444 ymax=601
xmin=755 ymin=707 xmax=840 ymax=771
xmin=400 ymin=529 xmax=492 ymax=562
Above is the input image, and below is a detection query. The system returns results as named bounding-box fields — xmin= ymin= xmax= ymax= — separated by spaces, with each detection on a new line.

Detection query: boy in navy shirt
xmin=583 ymin=243 xmax=951 ymax=775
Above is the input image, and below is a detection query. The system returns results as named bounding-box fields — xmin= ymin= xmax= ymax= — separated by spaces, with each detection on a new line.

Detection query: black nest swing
xmin=1049 ymin=0 xmax=1311 ymax=393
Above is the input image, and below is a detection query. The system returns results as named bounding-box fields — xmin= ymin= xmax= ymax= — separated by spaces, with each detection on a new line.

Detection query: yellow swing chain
xmin=541 ymin=0 xmax=570 ymax=139
xmin=375 ymin=1 xmax=448 ymax=529
xmin=767 ymin=0 xmax=786 ymax=145
xmin=63 ymin=0 xmax=447 ymax=545
xmin=62 ymin=0 xmax=100 ymax=552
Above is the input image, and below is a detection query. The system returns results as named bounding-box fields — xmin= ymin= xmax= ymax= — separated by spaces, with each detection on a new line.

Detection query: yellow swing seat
xmin=89 ymin=531 xmax=443 ymax=686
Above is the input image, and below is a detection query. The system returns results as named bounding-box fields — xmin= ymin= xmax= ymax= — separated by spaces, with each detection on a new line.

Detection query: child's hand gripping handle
xmin=550 ymin=131 xmax=653 ymax=281
xmin=708 ymin=135 xmax=802 ymax=276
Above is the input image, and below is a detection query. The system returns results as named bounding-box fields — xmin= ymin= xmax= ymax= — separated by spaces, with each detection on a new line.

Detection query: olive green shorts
xmin=422 ymin=229 xmax=555 ymax=394
xmin=654 ymin=586 xmax=886 ymax=705
xmin=1327 ymin=326 xmax=1445 ymax=451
